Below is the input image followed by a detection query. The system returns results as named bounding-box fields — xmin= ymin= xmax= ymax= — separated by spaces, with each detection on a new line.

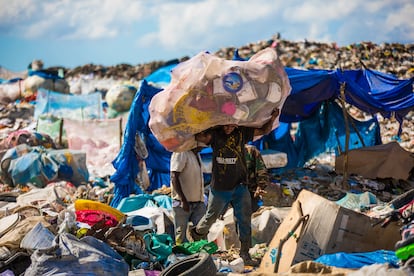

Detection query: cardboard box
xmin=259 ymin=189 xmax=401 ymax=273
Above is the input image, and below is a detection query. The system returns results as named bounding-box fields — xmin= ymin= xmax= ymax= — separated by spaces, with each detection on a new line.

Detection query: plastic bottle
xmin=58 ymin=211 xmax=76 ymax=234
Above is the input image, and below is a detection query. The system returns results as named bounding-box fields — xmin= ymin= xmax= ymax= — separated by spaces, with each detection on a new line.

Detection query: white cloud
xmin=285 ymin=1 xmax=357 ymax=22
xmin=138 ymin=0 xmax=283 ymax=51
xmin=1 ymin=0 xmax=413 ymax=48
xmin=384 ymin=2 xmax=414 ymax=40
xmin=0 ymin=0 xmax=33 ymax=20
xmin=0 ymin=0 xmax=38 ymax=27
xmin=0 ymin=0 xmax=147 ymax=39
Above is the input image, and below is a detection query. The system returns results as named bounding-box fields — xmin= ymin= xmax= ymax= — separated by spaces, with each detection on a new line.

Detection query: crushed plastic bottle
xmin=58 ymin=210 xmax=76 ymax=234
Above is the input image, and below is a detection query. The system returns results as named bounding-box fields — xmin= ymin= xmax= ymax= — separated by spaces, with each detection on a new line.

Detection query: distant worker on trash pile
xmin=245 ymin=144 xmax=270 ymax=213
xmin=170 ymin=131 xmax=211 ymax=245
xmin=190 ymin=108 xmax=280 ymax=266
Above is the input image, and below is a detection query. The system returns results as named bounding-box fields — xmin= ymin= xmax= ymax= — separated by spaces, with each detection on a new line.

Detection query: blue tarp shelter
xmin=110 ymin=80 xmax=171 ymax=207
xmin=110 ymin=56 xmax=414 ymax=207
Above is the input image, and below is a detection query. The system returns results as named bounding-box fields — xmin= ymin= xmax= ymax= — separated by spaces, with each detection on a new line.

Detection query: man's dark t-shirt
xmin=210 ymin=126 xmax=254 ymax=191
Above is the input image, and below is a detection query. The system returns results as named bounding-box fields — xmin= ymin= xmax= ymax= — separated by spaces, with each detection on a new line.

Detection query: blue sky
xmin=1 ymin=0 xmax=413 ymax=72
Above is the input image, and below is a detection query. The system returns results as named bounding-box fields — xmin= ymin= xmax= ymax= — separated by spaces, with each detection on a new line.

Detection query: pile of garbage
xmin=0 ymin=35 xmax=413 ymax=275
xmin=47 ymin=37 xmax=414 ymax=81
xmin=0 ymin=150 xmax=412 ymax=275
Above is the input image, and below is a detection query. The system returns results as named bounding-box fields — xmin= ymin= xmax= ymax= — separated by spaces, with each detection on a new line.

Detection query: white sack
xmin=149 ymin=47 xmax=291 ymax=152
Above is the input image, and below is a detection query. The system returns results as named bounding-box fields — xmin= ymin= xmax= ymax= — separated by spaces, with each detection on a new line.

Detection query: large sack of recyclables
xmin=149 ymin=47 xmax=292 ymax=152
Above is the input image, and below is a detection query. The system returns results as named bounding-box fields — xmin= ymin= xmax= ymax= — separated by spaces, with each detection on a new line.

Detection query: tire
xmin=160 ymin=253 xmax=217 ymax=276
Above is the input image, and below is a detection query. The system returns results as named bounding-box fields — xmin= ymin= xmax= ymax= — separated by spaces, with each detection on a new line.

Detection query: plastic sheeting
xmin=0 ymin=145 xmax=58 ymax=187
xmin=110 ymin=80 xmax=171 ymax=208
xmin=337 ymin=69 xmax=414 ymax=126
xmin=64 ymin=118 xmax=122 ymax=177
xmin=336 ymin=192 xmax=379 ymax=211
xmin=34 ymin=88 xmax=104 ymax=120
xmin=315 ymin=250 xmax=399 ymax=269
xmin=293 ymin=101 xmax=381 ymax=167
xmin=20 ymin=222 xmax=55 ymax=252
xmin=145 ymin=62 xmax=178 ymax=88
xmin=24 ymin=233 xmax=129 ymax=275
xmin=254 ymin=100 xmax=381 ymax=168
xmin=281 ymin=68 xmax=414 ymax=135
xmin=0 ymin=145 xmax=89 ymax=187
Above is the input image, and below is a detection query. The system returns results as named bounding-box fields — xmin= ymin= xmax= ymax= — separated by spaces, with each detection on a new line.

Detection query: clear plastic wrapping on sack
xmin=148 ymin=47 xmax=291 ymax=152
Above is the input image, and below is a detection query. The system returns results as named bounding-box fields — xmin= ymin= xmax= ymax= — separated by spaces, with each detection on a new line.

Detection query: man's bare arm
xmin=171 ymin=171 xmax=189 ymax=211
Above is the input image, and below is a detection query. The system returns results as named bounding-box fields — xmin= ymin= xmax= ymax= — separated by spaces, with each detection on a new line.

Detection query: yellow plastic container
xmin=74 ymin=199 xmax=125 ymax=222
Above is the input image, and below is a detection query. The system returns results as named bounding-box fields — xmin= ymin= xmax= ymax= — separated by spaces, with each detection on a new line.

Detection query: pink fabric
xmin=76 ymin=210 xmax=118 ymax=227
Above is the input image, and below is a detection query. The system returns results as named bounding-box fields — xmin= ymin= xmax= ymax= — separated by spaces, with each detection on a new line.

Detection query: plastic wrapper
xmin=34 ymin=88 xmax=104 ymax=120
xmin=148 ymin=47 xmax=291 ymax=152
xmin=64 ymin=118 xmax=121 ymax=178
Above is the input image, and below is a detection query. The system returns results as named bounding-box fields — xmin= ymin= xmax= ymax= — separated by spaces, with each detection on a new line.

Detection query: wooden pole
xmin=59 ymin=117 xmax=63 ymax=147
xmin=119 ymin=117 xmax=123 ymax=148
xmin=339 ymin=83 xmax=351 ymax=190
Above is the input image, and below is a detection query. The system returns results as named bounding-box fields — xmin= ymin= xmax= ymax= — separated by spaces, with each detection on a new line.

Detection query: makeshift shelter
xmin=252 ymin=67 xmax=414 ymax=168
xmin=34 ymin=88 xmax=124 ymax=178
xmin=110 ymin=80 xmax=171 ymax=207
xmin=252 ymin=100 xmax=382 ymax=168
xmin=110 ymin=48 xmax=414 ymax=207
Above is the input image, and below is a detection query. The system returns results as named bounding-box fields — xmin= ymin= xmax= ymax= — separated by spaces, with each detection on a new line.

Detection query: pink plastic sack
xmin=148 ymin=47 xmax=291 ymax=152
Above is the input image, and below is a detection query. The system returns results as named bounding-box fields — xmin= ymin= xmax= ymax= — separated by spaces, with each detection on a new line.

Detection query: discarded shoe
xmin=190 ymin=226 xmax=206 ymax=242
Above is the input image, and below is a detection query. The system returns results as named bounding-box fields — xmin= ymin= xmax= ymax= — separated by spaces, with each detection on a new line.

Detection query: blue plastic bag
xmin=315 ymin=250 xmax=399 ymax=268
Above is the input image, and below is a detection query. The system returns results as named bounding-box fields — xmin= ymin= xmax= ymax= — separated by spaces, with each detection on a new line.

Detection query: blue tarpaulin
xmin=110 ymin=80 xmax=171 ymax=207
xmin=254 ymin=100 xmax=382 ymax=168
xmin=315 ymin=250 xmax=399 ymax=268
xmin=144 ymin=62 xmax=177 ymax=86
xmin=110 ymin=57 xmax=414 ymax=207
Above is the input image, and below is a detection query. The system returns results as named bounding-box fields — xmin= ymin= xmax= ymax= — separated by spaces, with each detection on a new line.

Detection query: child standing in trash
xmin=170 ymin=131 xmax=211 ymax=244
xmin=191 ymin=108 xmax=279 ymax=266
